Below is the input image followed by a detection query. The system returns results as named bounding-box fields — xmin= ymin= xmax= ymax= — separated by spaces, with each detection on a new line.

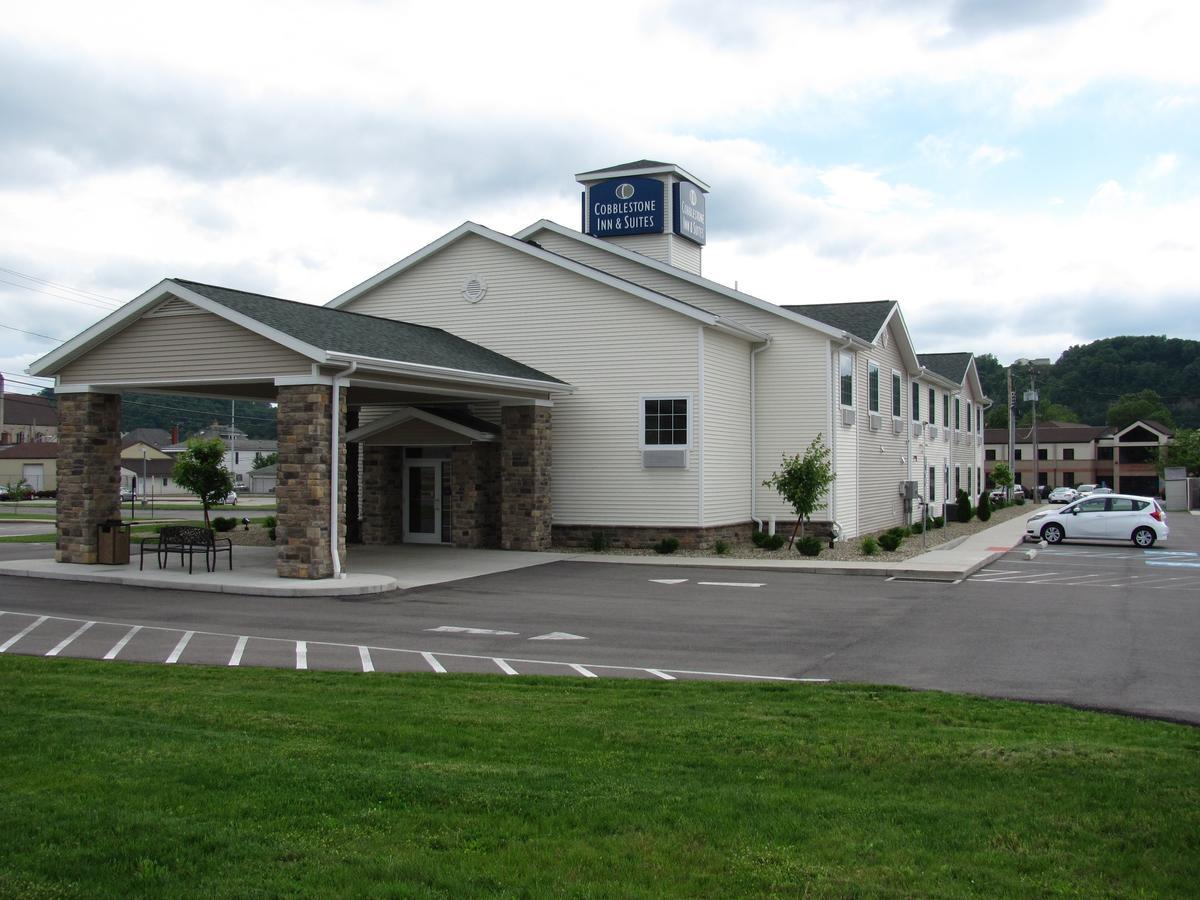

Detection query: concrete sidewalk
xmin=578 ymin=514 xmax=1031 ymax=582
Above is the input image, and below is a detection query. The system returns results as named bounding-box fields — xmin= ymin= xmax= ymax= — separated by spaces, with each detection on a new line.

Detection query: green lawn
xmin=0 ymin=657 xmax=1196 ymax=898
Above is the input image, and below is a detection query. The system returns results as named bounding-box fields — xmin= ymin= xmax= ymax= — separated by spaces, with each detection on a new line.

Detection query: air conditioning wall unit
xmin=927 ymin=425 xmax=938 ymax=440
xmin=841 ymin=408 xmax=856 ymax=427
xmin=869 ymin=413 xmax=881 ymax=431
xmin=911 ymin=422 xmax=922 ymax=438
xmin=892 ymin=418 xmax=903 ymax=435
xmin=643 ymin=449 xmax=688 ymax=469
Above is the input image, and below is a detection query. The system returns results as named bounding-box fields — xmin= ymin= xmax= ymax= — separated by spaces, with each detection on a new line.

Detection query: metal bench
xmin=140 ymin=525 xmax=233 ymax=574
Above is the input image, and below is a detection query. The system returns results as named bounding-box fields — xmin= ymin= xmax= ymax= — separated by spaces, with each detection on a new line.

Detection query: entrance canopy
xmin=28 ymin=278 xmax=572 ymax=579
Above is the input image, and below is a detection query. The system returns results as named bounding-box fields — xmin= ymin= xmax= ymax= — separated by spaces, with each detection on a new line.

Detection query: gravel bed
xmin=562 ymin=503 xmax=1032 ymax=564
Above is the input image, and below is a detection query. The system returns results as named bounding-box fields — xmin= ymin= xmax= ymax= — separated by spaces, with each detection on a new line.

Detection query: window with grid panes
xmin=643 ymin=398 xmax=689 ymax=447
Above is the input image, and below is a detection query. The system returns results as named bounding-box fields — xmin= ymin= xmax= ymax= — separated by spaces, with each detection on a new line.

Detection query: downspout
xmin=697 ymin=325 xmax=705 ymax=528
xmin=749 ymin=338 xmax=772 ymax=531
xmin=330 ymin=360 xmax=357 ymax=578
xmin=829 ymin=334 xmax=854 ymax=535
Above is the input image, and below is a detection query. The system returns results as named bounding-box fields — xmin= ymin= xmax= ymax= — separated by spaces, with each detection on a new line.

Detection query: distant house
xmin=249 ymin=463 xmax=277 ymax=494
xmin=0 ymin=442 xmax=58 ymax=491
xmin=161 ymin=422 xmax=277 ymax=486
xmin=1 ymin=392 xmax=58 ymax=447
xmin=984 ymin=419 xmax=1172 ymax=497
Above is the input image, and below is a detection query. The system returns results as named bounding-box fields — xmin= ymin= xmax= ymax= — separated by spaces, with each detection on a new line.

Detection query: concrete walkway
xmin=0 ymin=515 xmax=1032 ymax=596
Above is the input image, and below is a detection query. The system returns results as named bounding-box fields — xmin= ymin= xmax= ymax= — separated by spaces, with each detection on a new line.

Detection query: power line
xmin=0 ymin=323 xmax=66 ymax=343
xmin=0 ymin=266 xmax=122 ymax=304
xmin=0 ymin=277 xmax=121 ymax=312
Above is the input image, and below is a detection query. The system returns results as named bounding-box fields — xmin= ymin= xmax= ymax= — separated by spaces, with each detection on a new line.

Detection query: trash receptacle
xmin=98 ymin=520 xmax=131 ymax=565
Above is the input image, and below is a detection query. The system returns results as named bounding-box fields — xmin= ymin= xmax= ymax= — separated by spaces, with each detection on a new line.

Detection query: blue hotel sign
xmin=586 ymin=177 xmax=664 ymax=237
xmin=673 ymin=181 xmax=706 ymax=245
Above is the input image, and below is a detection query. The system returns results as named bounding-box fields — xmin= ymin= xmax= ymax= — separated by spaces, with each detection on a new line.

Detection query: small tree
xmin=172 ymin=437 xmax=234 ymax=529
xmin=991 ymin=462 xmax=1014 ymax=499
xmin=763 ymin=434 xmax=836 ymax=547
xmin=976 ymin=489 xmax=992 ymax=522
xmin=252 ymin=451 xmax=278 ymax=470
xmin=955 ymin=488 xmax=973 ymax=523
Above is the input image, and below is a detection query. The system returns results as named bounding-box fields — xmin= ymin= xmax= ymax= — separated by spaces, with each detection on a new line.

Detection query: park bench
xmin=139 ymin=525 xmax=233 ymax=574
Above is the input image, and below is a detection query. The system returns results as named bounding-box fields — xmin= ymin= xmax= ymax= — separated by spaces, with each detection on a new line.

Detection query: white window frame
xmin=839 ymin=352 xmax=854 ymax=409
xmin=638 ymin=392 xmax=693 ymax=450
xmin=891 ymin=370 xmax=902 ymax=419
xmin=911 ymin=379 xmax=920 ymax=421
xmin=867 ymin=361 xmax=880 ymax=414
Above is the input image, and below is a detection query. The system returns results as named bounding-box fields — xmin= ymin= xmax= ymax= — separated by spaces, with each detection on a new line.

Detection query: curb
xmin=0 ymin=564 xmax=399 ymax=597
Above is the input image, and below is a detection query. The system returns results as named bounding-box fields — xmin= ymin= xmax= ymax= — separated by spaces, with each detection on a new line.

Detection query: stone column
xmin=451 ymin=441 xmax=500 ymax=548
xmin=361 ymin=445 xmax=405 ymax=544
xmin=275 ymin=384 xmax=345 ymax=579
xmin=345 ymin=407 xmax=361 ymax=544
xmin=500 ymin=402 xmax=552 ymax=551
xmin=55 ymin=392 xmax=121 ymax=564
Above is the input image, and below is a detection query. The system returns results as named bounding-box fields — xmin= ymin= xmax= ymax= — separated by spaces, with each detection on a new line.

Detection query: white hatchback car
xmin=1026 ymin=493 xmax=1168 ymax=548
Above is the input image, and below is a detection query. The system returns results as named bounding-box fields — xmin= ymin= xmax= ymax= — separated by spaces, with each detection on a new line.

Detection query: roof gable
xmin=783 ymin=301 xmax=897 ymax=343
xmin=1116 ymin=420 xmax=1172 ymax=441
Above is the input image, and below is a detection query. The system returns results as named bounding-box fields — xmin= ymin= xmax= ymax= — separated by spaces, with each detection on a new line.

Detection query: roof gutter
xmin=324 ymin=351 xmax=574 ymax=394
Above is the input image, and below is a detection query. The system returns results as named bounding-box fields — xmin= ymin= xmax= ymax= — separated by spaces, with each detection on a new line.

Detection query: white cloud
xmin=969 ymin=144 xmax=1021 ymax=168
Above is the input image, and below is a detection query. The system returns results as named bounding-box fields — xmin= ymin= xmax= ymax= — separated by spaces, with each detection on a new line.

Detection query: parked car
xmin=1076 ymin=483 xmax=1098 ymax=496
xmin=1092 ymin=486 xmax=1113 ymax=495
xmin=217 ymin=490 xmax=238 ymax=506
xmin=119 ymin=488 xmax=135 ymax=502
xmin=1047 ymin=486 xmax=1078 ymax=504
xmin=1025 ymin=493 xmax=1168 ymax=547
xmin=989 ymin=484 xmax=1025 ymax=502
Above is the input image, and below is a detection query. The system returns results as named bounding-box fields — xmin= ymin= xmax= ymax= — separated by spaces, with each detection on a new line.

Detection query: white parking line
xmin=646 ymin=668 xmax=676 ymax=680
xmin=45 ymin=620 xmax=95 ymax=657
xmin=358 ymin=645 xmax=374 ymax=673
xmin=698 ymin=581 xmax=765 ymax=588
xmin=971 ymin=572 xmax=1061 ymax=583
xmin=493 ymin=657 xmax=518 ymax=675
xmin=104 ymin=625 xmax=142 ymax=660
xmin=569 ymin=663 xmax=597 ymax=678
xmin=165 ymin=631 xmax=194 ymax=664
xmin=0 ymin=615 xmax=47 ymax=653
xmin=0 ymin=609 xmax=824 ymax=684
xmin=228 ymin=635 xmax=248 ymax=667
xmin=296 ymin=641 xmax=308 ymax=670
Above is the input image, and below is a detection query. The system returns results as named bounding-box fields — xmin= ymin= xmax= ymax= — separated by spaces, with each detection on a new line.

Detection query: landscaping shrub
xmin=713 ymin=539 xmax=730 ymax=555
xmin=653 ymin=537 xmax=681 ymax=555
xmin=1015 ymin=497 xmax=1026 ymax=506
xmin=932 ymin=516 xmax=945 ymax=529
xmin=211 ymin=517 xmax=237 ymax=532
xmin=796 ymin=536 xmax=822 ymax=557
xmin=262 ymin=516 xmax=277 ymax=529
xmin=860 ymin=536 xmax=879 ymax=555
xmin=878 ymin=531 xmax=903 ymax=552
xmin=590 ymin=530 xmax=611 ymax=552
xmin=911 ymin=521 xmax=924 ymax=535
xmin=761 ymin=534 xmax=786 ymax=551
xmin=976 ymin=491 xmax=992 ymax=522
xmin=750 ymin=529 xmax=767 ymax=547
xmin=955 ymin=489 xmax=973 ymax=523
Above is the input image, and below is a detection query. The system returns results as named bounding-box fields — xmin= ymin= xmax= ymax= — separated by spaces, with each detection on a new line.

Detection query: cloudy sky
xmin=2 ymin=0 xmax=1198 ymax=394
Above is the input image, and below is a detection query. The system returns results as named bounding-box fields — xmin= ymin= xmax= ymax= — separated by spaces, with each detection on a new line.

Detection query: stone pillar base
xmin=451 ymin=442 xmax=500 ymax=548
xmin=361 ymin=445 xmax=405 ymax=544
xmin=55 ymin=392 xmax=122 ymax=564
xmin=500 ymin=404 xmax=551 ymax=551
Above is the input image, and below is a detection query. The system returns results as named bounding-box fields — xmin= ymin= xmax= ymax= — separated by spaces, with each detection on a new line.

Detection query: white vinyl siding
xmin=834 ymin=346 xmax=858 ymax=538
xmin=529 ymin=226 xmax=832 ymax=526
xmin=59 ymin=304 xmax=313 ymax=383
xmin=702 ymin=328 xmax=751 ymax=526
xmin=342 ymin=233 xmax=703 ymax=526
xmin=855 ymin=322 xmax=913 ymax=536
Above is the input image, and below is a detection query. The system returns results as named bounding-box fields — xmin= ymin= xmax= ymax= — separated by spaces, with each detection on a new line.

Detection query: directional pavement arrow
xmin=426 ymin=626 xmax=519 ymax=635
xmin=528 ymin=632 xmax=587 ymax=641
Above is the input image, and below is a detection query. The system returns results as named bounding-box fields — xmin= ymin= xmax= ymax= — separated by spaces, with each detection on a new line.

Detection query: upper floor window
xmin=643 ymin=397 xmax=689 ymax=447
xmin=955 ymin=397 xmax=961 ymax=430
xmin=1063 ymin=448 xmax=1075 ymax=461
xmin=868 ymin=362 xmax=880 ymax=413
xmin=911 ymin=382 xmax=920 ymax=421
xmin=985 ymin=448 xmax=996 ymax=461
xmin=966 ymin=402 xmax=972 ymax=431
xmin=839 ymin=353 xmax=853 ymax=408
xmin=891 ymin=372 xmax=901 ymax=418
xmin=943 ymin=394 xmax=949 ymax=427
xmin=927 ymin=387 xmax=935 ymax=424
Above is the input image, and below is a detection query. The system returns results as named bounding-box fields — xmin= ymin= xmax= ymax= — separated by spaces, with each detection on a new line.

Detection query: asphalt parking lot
xmin=1 ymin=512 xmax=1198 ymax=722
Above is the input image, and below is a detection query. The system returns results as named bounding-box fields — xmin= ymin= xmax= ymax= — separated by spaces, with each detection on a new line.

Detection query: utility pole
xmin=1028 ymin=371 xmax=1041 ymax=504
xmin=230 ymin=400 xmax=236 ymax=487
xmin=1006 ymin=365 xmax=1015 ymax=501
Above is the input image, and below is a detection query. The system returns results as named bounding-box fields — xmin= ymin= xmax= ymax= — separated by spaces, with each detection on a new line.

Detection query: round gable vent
xmin=462 ymin=274 xmax=487 ymax=304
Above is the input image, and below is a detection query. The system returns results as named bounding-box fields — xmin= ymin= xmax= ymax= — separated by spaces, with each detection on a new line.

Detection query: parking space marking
xmin=165 ymin=631 xmax=194 ymax=664
xmin=104 ymin=625 xmax=142 ymax=660
xmin=421 ymin=651 xmax=446 ymax=674
xmin=0 ymin=609 xmax=823 ymax=684
xmin=228 ymin=635 xmax=248 ymax=666
xmin=0 ymin=615 xmax=47 ymax=653
xmin=45 ymin=620 xmax=95 ymax=657
xmin=697 ymin=581 xmax=766 ymax=588
xmin=358 ymin=646 xmax=374 ymax=673
xmin=296 ymin=641 xmax=308 ymax=670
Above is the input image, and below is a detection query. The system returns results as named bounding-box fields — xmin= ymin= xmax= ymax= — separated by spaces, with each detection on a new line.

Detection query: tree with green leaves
xmin=252 ymin=451 xmax=278 ymax=470
xmin=991 ymin=461 xmax=1014 ymax=498
xmin=763 ymin=434 xmax=836 ymax=547
xmin=1017 ymin=402 xmax=1080 ymax=428
xmin=1106 ymin=389 xmax=1176 ymax=431
xmin=1159 ymin=429 xmax=1200 ymax=476
xmin=172 ymin=437 xmax=234 ymax=529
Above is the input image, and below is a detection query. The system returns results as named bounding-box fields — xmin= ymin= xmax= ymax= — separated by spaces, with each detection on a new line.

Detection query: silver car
xmin=1047 ymin=487 xmax=1078 ymax=504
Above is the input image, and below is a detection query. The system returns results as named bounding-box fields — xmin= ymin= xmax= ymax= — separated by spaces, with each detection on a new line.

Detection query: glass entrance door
xmin=403 ymin=461 xmax=441 ymax=543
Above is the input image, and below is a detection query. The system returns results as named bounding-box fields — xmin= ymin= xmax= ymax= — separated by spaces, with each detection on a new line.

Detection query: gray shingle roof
xmin=984 ymin=425 xmax=1113 ymax=443
xmin=782 ymin=301 xmax=896 ymax=343
xmin=174 ymin=279 xmax=565 ymax=385
xmin=577 ymin=159 xmax=672 ymax=176
xmin=918 ymin=352 xmax=974 ymax=384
